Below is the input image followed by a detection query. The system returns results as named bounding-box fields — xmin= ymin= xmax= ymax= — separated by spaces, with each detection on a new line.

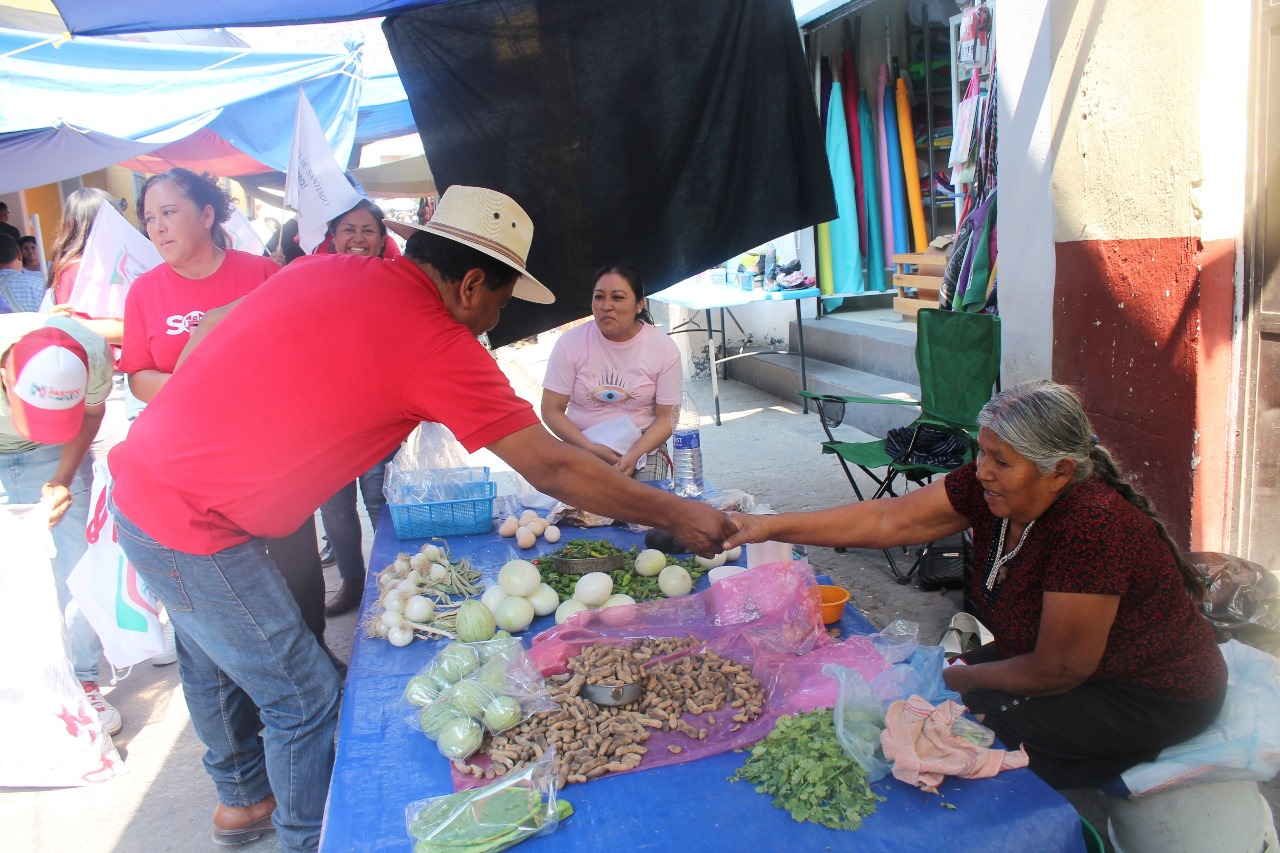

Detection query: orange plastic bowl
xmin=817 ymin=585 xmax=851 ymax=624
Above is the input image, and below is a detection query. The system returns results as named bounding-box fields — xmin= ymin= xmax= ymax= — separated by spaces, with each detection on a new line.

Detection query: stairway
xmin=725 ymin=309 xmax=922 ymax=438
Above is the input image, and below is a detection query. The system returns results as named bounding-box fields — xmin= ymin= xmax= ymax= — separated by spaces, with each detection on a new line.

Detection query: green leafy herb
xmin=729 ymin=709 xmax=884 ymax=831
xmin=533 ymin=541 xmax=705 ymax=602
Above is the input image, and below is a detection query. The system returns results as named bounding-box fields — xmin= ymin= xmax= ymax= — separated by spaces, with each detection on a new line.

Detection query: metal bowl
xmin=549 ymin=552 xmax=626 ymax=575
xmin=581 ymin=680 xmax=643 ymax=706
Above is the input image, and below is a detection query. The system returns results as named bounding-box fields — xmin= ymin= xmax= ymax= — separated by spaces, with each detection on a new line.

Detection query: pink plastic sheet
xmin=452 ymin=561 xmax=888 ymax=789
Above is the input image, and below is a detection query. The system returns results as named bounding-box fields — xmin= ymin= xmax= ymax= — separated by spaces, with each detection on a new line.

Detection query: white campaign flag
xmin=224 ymin=208 xmax=267 ymax=256
xmin=69 ymin=204 xmax=163 ymax=319
xmin=284 ymin=90 xmax=363 ymax=254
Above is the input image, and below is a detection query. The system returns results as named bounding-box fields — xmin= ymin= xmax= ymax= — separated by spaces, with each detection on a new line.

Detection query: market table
xmin=322 ymin=518 xmax=1086 ymax=853
xmin=648 ymin=278 xmax=821 ymax=424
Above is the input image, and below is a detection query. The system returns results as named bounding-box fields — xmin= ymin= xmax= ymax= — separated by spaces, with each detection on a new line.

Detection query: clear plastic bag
xmin=867 ymin=619 xmax=960 ymax=710
xmin=406 ymin=747 xmax=570 ymax=853
xmin=404 ymin=639 xmax=557 ymax=759
xmin=384 ymin=423 xmax=473 ymax=504
xmin=826 ymin=664 xmax=892 ymax=782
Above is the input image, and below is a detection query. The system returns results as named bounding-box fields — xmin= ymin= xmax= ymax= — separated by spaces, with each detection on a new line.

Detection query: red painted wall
xmin=1052 ymin=237 xmax=1234 ymax=550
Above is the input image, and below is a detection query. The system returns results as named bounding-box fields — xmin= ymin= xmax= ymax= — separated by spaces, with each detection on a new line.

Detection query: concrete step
xmin=791 ymin=315 xmax=919 ymax=385
xmin=726 ymin=351 xmax=920 ymax=438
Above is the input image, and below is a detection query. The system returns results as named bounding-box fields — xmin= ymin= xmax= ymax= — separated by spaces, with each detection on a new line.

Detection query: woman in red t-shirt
xmin=724 ymin=380 xmax=1227 ymax=789
xmin=119 ymin=169 xmax=279 ymax=402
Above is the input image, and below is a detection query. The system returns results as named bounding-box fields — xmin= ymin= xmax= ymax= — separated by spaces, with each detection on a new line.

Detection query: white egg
xmin=543 ymin=525 xmax=561 ymax=543
xmin=723 ymin=545 xmax=743 ymax=562
xmin=573 ymin=572 xmax=613 ymax=607
xmin=519 ymin=509 xmax=540 ymax=526
xmin=516 ymin=527 xmax=537 ymax=549
xmin=498 ymin=516 xmax=520 ymax=537
xmin=526 ymin=518 xmax=548 ymax=536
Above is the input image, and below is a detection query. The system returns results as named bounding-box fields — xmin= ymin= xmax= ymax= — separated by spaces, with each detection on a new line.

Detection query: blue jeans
xmin=0 ymin=443 xmax=101 ymax=681
xmin=112 ymin=507 xmax=341 ymax=853
xmin=320 ymin=453 xmax=394 ymax=582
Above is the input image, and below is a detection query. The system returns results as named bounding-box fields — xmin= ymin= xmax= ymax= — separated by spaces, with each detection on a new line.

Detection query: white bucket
xmin=1106 ymin=780 xmax=1279 ymax=853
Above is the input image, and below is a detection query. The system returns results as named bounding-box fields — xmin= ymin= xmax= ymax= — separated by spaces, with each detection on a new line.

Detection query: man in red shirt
xmin=109 ymin=186 xmax=733 ymax=853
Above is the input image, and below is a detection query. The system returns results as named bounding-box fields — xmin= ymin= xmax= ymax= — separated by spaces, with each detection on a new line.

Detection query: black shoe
xmin=319 ymin=543 xmax=335 ymax=567
xmin=325 ymin=578 xmax=363 ymax=617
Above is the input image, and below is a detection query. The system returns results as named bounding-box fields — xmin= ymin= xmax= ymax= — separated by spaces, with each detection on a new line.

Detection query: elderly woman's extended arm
xmin=722 ymin=476 xmax=970 ymax=551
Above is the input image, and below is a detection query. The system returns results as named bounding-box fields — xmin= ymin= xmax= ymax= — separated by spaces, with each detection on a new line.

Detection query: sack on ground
xmin=0 ymin=505 xmax=124 ymax=787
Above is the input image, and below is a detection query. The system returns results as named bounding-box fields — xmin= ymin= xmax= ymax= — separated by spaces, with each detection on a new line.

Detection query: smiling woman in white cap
xmin=108 ymin=183 xmax=737 ymax=853
xmin=0 ymin=314 xmax=119 ymax=735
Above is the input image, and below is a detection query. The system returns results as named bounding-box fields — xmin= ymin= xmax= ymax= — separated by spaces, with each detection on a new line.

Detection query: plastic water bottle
xmin=671 ymin=390 xmax=704 ymax=498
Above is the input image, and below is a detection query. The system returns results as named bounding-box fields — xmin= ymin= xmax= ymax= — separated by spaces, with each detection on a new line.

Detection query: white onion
xmin=527 ymin=583 xmax=560 ymax=616
xmin=380 ymin=610 xmax=405 ymax=628
xmin=403 ymin=595 xmax=435 ymax=623
xmin=723 ymin=545 xmax=743 ymax=561
xmin=373 ymin=620 xmax=390 ymax=638
xmin=481 ymin=585 xmax=509 ymax=614
xmin=495 ymin=596 xmax=535 ymax=632
xmin=387 ymin=624 xmax=415 ymax=646
xmin=498 ymin=560 xmax=542 ymax=597
xmin=601 ymin=593 xmax=636 ymax=608
xmin=396 ymin=578 xmax=419 ymax=596
xmin=420 ymin=543 xmax=443 ymax=562
xmin=634 ymin=549 xmax=667 ymax=577
xmin=554 ymin=598 xmax=590 ymax=625
xmin=573 ymin=572 xmax=613 ymax=607
xmin=658 ymin=565 xmax=693 ymax=598
xmin=381 ymin=591 xmax=406 ymax=613
xmin=394 ymin=554 xmax=412 ymax=573
xmin=429 ymin=563 xmax=450 ymax=582
xmin=378 ymin=572 xmax=398 ymax=589
xmin=695 ymin=552 xmax=727 ymax=569
xmin=409 ymin=552 xmax=432 ymax=571
xmin=406 ymin=568 xmax=425 ymax=585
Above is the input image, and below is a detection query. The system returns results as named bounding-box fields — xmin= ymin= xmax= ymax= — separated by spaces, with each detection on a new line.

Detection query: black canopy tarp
xmin=385 ymin=0 xmax=835 ymax=347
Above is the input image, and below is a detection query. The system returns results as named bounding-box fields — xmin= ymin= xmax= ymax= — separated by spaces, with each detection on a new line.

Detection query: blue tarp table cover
xmin=322 ymin=518 xmax=1085 ymax=853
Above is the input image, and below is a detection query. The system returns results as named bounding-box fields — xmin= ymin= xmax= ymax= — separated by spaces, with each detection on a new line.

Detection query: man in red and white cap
xmin=0 ymin=315 xmax=117 ymax=733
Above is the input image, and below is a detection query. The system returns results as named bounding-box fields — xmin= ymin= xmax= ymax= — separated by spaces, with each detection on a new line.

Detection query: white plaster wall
xmin=994 ymin=0 xmax=1056 ymax=383
xmin=1050 ymin=0 xmax=1203 ymax=243
xmin=1197 ymin=0 xmax=1249 ymax=244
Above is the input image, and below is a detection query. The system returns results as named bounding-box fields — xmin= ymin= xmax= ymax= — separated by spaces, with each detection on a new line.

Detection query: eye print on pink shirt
xmin=590 ymin=367 xmax=633 ymax=404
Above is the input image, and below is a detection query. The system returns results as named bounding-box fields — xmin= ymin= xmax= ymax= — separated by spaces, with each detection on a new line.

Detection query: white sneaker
xmin=150 ymin=620 xmax=178 ymax=666
xmin=81 ymin=681 xmax=123 ymax=736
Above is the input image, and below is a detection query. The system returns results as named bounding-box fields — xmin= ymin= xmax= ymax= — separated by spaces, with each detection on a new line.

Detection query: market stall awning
xmin=48 ymin=0 xmax=446 ymax=36
xmin=349 ymin=153 xmax=435 ymax=198
xmin=0 ymin=26 xmax=363 ymax=191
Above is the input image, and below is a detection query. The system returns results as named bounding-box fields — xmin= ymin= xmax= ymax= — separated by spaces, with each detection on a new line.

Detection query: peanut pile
xmin=454 ymin=636 xmax=765 ymax=789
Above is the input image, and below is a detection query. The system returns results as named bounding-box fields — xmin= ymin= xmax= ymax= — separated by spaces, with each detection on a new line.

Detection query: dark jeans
xmin=267 ymin=516 xmax=326 ymax=642
xmin=320 ymin=454 xmax=394 ymax=582
xmin=960 ymin=643 xmax=1226 ymax=789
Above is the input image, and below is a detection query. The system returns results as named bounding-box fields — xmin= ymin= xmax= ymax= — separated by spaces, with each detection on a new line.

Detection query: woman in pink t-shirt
xmin=542 ymin=264 xmax=682 ymax=479
xmin=119 ymin=168 xmax=279 ymax=402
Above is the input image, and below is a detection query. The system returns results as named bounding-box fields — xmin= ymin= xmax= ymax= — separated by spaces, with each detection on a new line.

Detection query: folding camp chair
xmin=799 ymin=308 xmax=1001 ymax=583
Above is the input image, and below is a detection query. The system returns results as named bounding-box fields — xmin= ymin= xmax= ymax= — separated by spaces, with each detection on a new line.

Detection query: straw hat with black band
xmin=385 ymin=186 xmax=555 ymax=305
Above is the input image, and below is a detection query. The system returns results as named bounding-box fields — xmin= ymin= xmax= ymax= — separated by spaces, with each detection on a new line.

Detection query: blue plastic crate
xmin=387 ymin=468 xmax=495 ymax=539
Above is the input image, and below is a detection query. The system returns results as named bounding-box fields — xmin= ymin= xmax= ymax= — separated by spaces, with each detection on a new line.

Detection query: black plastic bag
xmin=884 ymin=424 xmax=968 ymax=470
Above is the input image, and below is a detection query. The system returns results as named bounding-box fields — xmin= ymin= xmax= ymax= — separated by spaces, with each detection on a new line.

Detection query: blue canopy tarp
xmin=48 ymin=0 xmax=446 ymax=36
xmin=0 ymin=27 xmax=363 ymax=192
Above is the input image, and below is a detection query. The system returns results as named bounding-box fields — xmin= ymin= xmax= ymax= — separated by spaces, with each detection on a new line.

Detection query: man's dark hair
xmin=0 ymin=234 xmax=18 ymax=265
xmin=0 ymin=202 xmax=8 ymax=214
xmin=404 ymin=231 xmax=519 ymax=291
xmin=18 ymin=236 xmax=36 ymax=249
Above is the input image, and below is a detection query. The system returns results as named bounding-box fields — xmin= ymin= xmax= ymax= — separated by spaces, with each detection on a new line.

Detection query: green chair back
xmin=914 ymin=308 xmax=1002 ymax=432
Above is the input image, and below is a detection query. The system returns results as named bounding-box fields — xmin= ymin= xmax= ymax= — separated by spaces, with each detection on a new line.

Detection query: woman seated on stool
xmin=724 ymin=380 xmax=1227 ymax=789
xmin=542 ymin=263 xmax=682 ymax=480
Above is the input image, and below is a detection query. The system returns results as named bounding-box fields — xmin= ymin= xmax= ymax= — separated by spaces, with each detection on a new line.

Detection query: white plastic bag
xmin=66 ymin=461 xmax=164 ymax=668
xmin=1119 ymin=640 xmax=1280 ymax=797
xmin=0 ymin=505 xmax=124 ymax=786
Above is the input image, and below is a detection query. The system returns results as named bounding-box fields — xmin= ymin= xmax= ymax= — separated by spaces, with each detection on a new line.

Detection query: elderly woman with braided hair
xmin=724 ymin=380 xmax=1226 ymax=789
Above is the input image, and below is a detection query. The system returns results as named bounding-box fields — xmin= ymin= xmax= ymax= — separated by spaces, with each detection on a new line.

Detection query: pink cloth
xmin=881 ymin=695 xmax=1029 ymax=789
xmin=542 ymin=320 xmax=681 ymax=432
xmin=875 ymin=66 xmax=894 ymax=270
